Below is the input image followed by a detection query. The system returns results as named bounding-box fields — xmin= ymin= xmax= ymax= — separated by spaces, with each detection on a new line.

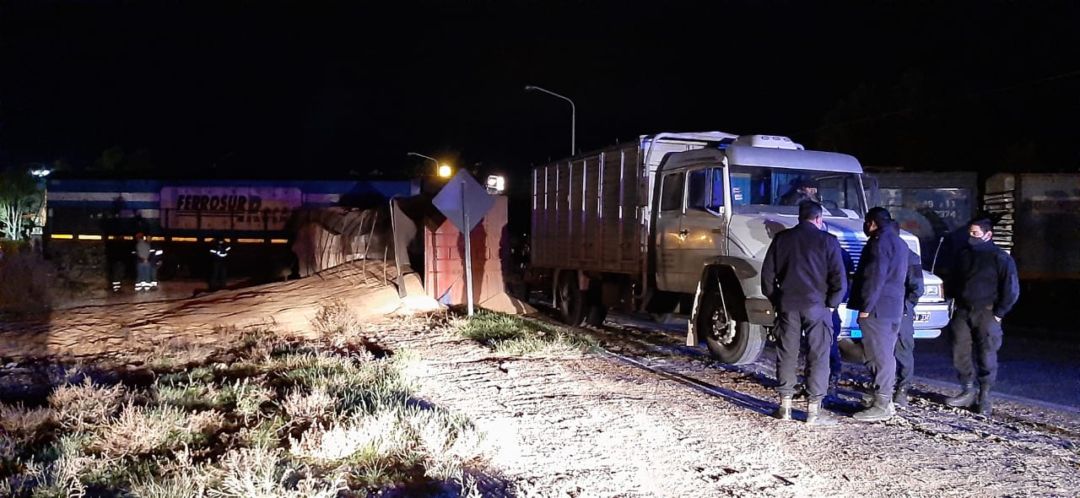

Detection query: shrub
xmin=281 ymin=387 xmax=334 ymax=424
xmin=49 ymin=378 xmax=127 ymax=432
xmin=236 ymin=416 xmax=287 ymax=450
xmin=91 ymin=404 xmax=209 ymax=457
xmin=0 ymin=403 xmax=54 ymax=441
xmin=310 ymin=300 xmax=362 ymax=337
xmin=288 ymin=408 xmax=412 ymax=464
xmin=23 ymin=435 xmax=94 ymax=498
xmin=207 ymin=446 xmax=347 ymax=498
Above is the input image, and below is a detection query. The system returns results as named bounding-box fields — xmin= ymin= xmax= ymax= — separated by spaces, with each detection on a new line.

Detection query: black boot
xmin=774 ymin=396 xmax=792 ymax=421
xmin=977 ymin=384 xmax=993 ymax=416
xmin=945 ymin=383 xmax=977 ymax=408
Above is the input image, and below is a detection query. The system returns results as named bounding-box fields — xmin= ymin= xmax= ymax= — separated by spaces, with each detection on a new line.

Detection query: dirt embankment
xmin=0 ymin=262 xmax=429 ymax=362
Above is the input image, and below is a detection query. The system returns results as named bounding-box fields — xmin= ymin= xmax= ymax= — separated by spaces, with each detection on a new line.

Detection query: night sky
xmin=2 ymin=1 xmax=1078 ymax=181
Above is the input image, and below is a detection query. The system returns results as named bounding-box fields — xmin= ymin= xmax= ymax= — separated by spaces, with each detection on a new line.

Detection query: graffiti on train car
xmin=160 ymin=187 xmax=302 ymax=231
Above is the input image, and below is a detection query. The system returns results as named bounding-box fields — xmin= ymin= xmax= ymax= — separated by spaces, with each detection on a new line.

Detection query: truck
xmin=867 ymin=170 xmax=980 ymax=273
xmin=529 ymin=131 xmax=950 ymax=364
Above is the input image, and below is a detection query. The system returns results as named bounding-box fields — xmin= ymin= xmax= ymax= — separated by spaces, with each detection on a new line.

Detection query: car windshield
xmin=729 ymin=165 xmax=865 ymax=217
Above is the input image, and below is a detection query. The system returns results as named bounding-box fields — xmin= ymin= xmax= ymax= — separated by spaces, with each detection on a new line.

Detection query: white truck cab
xmin=653 ymin=137 xmax=949 ymax=363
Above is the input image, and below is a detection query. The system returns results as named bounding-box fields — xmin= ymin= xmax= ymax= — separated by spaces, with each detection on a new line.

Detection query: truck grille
xmin=836 ymin=237 xmax=865 ymax=271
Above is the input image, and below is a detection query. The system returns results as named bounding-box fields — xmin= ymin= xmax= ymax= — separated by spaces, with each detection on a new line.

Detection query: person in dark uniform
xmin=105 ymin=237 xmax=126 ymax=293
xmin=893 ymin=249 xmax=925 ymax=409
xmin=944 ymin=217 xmax=1019 ymax=416
xmin=761 ymin=200 xmax=847 ymax=425
xmin=849 ymin=207 xmax=908 ymax=422
xmin=208 ymin=237 xmax=231 ymax=291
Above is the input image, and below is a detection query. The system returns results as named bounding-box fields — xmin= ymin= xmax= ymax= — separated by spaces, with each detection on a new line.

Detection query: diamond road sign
xmin=432 ymin=170 xmax=495 ymax=234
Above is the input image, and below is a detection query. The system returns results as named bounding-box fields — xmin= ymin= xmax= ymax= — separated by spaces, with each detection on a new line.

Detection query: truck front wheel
xmin=699 ymin=291 xmax=766 ymax=365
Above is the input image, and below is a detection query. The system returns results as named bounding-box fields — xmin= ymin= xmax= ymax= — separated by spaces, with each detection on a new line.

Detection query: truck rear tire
xmin=699 ymin=291 xmax=766 ymax=365
xmin=583 ymin=284 xmax=608 ymax=326
xmin=556 ymin=272 xmax=586 ymax=326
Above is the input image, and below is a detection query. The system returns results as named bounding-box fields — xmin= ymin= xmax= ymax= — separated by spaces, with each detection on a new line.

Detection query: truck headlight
xmin=922 ymin=283 xmax=942 ymax=300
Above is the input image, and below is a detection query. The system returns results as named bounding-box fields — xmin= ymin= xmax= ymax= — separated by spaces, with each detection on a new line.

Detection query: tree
xmin=0 ymin=168 xmax=43 ymax=240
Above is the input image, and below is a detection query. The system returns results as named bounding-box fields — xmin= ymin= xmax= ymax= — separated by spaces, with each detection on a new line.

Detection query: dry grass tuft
xmin=90 ymin=403 xmax=211 ymax=457
xmin=209 ymin=446 xmax=345 ymax=498
xmin=287 ymin=408 xmax=413 ymax=464
xmin=458 ymin=310 xmax=595 ymax=357
xmin=49 ymin=378 xmax=127 ymax=432
xmin=0 ymin=402 xmax=54 ymax=440
xmin=310 ymin=299 xmax=363 ymax=338
xmin=281 ymin=387 xmax=335 ymax=424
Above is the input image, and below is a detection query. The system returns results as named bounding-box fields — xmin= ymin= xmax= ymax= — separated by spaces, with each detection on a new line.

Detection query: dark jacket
xmin=904 ymin=249 xmax=924 ymax=315
xmin=849 ymin=221 xmax=908 ymax=319
xmin=761 ymin=221 xmax=847 ymax=312
xmin=947 ymin=241 xmax=1020 ymax=317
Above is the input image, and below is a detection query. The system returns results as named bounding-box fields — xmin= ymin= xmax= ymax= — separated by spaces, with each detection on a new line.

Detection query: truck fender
xmin=686 ymin=263 xmax=775 ymax=347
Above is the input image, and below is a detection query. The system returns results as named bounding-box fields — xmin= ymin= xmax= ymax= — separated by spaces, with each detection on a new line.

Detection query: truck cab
xmin=652 ymin=136 xmax=950 ymax=364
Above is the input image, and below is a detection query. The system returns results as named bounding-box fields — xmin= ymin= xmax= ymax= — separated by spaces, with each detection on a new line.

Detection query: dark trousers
xmin=136 ymin=260 xmax=153 ymax=284
xmin=829 ymin=310 xmax=842 ymax=380
xmin=859 ymin=316 xmax=900 ymax=397
xmin=775 ymin=306 xmax=834 ymax=402
xmin=210 ymin=260 xmax=227 ymax=290
xmin=949 ymin=308 xmax=1002 ymax=385
xmin=894 ymin=312 xmax=916 ymax=392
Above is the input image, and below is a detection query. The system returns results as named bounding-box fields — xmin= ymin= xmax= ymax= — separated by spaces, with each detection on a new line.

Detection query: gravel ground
xmin=379 ymin=314 xmax=1080 ymax=497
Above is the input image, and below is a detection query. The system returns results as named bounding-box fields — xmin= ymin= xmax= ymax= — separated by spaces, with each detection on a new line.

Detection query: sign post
xmin=431 ymin=170 xmax=495 ymax=316
xmin=461 ymin=182 xmax=474 ymax=315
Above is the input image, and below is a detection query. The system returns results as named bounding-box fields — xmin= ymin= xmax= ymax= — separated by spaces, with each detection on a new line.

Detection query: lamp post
xmin=524 ymin=85 xmax=576 ymax=156
xmin=406 ymin=152 xmax=452 ymax=178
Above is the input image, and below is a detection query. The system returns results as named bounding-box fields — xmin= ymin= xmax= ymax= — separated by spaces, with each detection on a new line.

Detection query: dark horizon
xmin=2 ymin=1 xmax=1079 ymax=179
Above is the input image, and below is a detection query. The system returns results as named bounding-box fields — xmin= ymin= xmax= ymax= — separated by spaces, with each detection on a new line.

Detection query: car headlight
xmin=922 ymin=283 xmax=943 ymax=301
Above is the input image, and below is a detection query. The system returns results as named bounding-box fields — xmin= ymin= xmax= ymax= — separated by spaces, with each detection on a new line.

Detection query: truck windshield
xmin=729 ymin=165 xmax=865 ymax=217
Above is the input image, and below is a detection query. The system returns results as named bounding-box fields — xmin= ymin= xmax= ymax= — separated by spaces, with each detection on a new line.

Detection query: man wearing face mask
xmin=943 ymin=217 xmax=1019 ymax=416
xmin=761 ymin=200 xmax=847 ymax=425
xmin=848 ymin=207 xmax=908 ymax=422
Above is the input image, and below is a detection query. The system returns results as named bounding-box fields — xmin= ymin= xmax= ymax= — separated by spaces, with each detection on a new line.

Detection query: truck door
xmin=670 ymin=166 xmax=728 ymax=292
xmin=655 ymin=171 xmax=685 ymax=292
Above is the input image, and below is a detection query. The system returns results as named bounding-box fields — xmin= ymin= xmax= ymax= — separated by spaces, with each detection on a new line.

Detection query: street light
xmin=406 ymin=152 xmax=452 ymax=178
xmin=524 ymin=84 xmax=576 ymax=156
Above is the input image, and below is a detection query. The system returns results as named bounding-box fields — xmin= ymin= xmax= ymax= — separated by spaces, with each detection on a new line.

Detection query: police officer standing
xmin=208 ymin=237 xmax=231 ymax=291
xmin=944 ymin=217 xmax=1019 ymax=415
xmin=849 ymin=207 xmax=909 ymax=422
xmin=761 ymin=201 xmax=847 ymax=425
xmin=893 ymin=248 xmax=925 ymax=409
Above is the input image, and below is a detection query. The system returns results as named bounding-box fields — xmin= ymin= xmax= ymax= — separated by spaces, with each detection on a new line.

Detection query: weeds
xmin=5 ymin=302 xmax=484 ymax=496
xmin=49 ymin=378 xmax=127 ymax=432
xmin=458 ymin=310 xmax=595 ymax=356
xmin=0 ymin=403 xmax=53 ymax=442
xmin=310 ymin=299 xmax=362 ymax=337
xmin=91 ymin=404 xmax=203 ymax=457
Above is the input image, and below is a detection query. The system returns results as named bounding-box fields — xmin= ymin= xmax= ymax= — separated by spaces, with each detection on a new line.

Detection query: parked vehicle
xmin=529 ymin=131 xmax=950 ymax=364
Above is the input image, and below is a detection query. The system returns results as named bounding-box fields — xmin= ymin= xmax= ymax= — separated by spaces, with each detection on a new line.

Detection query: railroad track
xmin=526 ymin=305 xmax=1080 ymax=442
